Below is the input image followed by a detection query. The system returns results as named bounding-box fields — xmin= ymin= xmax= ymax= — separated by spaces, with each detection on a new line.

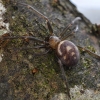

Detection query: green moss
xmin=81 ymin=57 xmax=92 ymax=68
xmin=10 ymin=15 xmax=28 ymax=35
xmin=87 ymin=45 xmax=96 ymax=53
xmin=85 ymin=38 xmax=96 ymax=53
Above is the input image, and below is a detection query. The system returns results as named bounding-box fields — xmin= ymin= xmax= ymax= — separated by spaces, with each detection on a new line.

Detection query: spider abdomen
xmin=56 ymin=40 xmax=80 ymax=67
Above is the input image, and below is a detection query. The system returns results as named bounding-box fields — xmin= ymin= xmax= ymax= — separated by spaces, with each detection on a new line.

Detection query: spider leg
xmin=33 ymin=49 xmax=50 ymax=56
xmin=60 ymin=17 xmax=81 ymax=39
xmin=18 ymin=2 xmax=54 ymax=36
xmin=1 ymin=36 xmax=45 ymax=43
xmin=59 ymin=24 xmax=72 ymax=39
xmin=77 ymin=45 xmax=100 ymax=60
xmin=21 ymin=47 xmax=50 ymax=56
xmin=46 ymin=20 xmax=54 ymax=36
xmin=7 ymin=45 xmax=50 ymax=56
xmin=58 ymin=59 xmax=71 ymax=99
xmin=72 ymin=17 xmax=81 ymax=24
xmin=61 ymin=25 xmax=79 ymax=40
xmin=61 ymin=30 xmax=75 ymax=40
xmin=13 ymin=45 xmax=46 ymax=50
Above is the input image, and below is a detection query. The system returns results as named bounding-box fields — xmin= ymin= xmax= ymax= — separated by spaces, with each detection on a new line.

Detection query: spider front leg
xmin=58 ymin=59 xmax=71 ymax=100
xmin=7 ymin=43 xmax=50 ymax=56
xmin=1 ymin=35 xmax=45 ymax=43
xmin=60 ymin=17 xmax=81 ymax=40
xmin=77 ymin=45 xmax=100 ymax=60
xmin=30 ymin=45 xmax=51 ymax=56
xmin=18 ymin=2 xmax=54 ymax=36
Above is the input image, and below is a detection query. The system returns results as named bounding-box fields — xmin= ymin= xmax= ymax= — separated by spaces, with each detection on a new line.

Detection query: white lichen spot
xmin=0 ymin=1 xmax=10 ymax=35
xmin=70 ymin=85 xmax=100 ymax=100
xmin=0 ymin=1 xmax=10 ymax=62
xmin=51 ymin=93 xmax=68 ymax=100
xmin=0 ymin=53 xmax=3 ymax=62
xmin=0 ymin=49 xmax=3 ymax=62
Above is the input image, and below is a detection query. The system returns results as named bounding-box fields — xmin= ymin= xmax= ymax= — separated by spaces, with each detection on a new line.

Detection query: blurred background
xmin=70 ymin=0 xmax=100 ymax=24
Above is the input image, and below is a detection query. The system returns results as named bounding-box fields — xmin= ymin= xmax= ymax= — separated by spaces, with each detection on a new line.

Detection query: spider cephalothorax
xmin=49 ymin=36 xmax=61 ymax=49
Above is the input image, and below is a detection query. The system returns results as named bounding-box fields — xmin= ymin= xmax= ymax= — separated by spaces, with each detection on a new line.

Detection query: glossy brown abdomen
xmin=56 ymin=40 xmax=80 ymax=67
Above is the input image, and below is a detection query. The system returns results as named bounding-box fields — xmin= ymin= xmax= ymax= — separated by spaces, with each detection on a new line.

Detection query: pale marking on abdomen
xmin=57 ymin=41 xmax=65 ymax=55
xmin=71 ymin=52 xmax=75 ymax=56
xmin=66 ymin=46 xmax=72 ymax=52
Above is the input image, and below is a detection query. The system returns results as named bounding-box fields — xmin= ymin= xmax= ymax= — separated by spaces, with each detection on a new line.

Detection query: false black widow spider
xmin=1 ymin=2 xmax=100 ymax=99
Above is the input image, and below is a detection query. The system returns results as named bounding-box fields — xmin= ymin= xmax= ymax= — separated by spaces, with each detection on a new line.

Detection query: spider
xmin=1 ymin=2 xmax=100 ymax=99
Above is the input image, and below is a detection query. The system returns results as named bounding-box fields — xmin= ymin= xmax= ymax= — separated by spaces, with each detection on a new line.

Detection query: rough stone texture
xmin=0 ymin=0 xmax=100 ymax=100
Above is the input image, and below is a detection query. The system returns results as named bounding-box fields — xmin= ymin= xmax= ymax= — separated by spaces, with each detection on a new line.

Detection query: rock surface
xmin=0 ymin=0 xmax=100 ymax=100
